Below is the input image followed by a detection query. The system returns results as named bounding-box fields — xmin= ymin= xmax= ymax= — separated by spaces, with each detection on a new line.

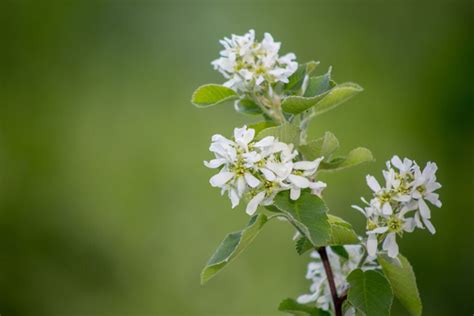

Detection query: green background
xmin=1 ymin=1 xmax=473 ymax=315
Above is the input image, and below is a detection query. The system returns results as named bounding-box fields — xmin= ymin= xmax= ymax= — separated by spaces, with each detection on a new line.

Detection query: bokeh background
xmin=1 ymin=1 xmax=473 ymax=315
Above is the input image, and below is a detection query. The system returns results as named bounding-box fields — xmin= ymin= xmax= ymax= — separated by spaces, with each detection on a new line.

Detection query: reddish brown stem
xmin=317 ymin=247 xmax=346 ymax=316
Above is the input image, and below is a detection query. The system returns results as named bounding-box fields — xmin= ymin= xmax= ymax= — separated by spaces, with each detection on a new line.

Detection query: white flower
xmin=211 ymin=30 xmax=298 ymax=92
xmin=353 ymin=156 xmax=442 ymax=258
xmin=298 ymin=246 xmax=379 ymax=312
xmin=205 ymin=125 xmax=326 ymax=215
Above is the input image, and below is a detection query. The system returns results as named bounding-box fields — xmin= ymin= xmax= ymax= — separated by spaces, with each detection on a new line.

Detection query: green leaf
xmin=295 ymin=236 xmax=312 ymax=255
xmin=256 ymin=122 xmax=301 ymax=145
xmin=234 ymin=98 xmax=263 ymax=115
xmin=200 ymin=214 xmax=268 ymax=284
xmin=378 ymin=254 xmax=422 ymax=316
xmin=347 ymin=269 xmax=393 ymax=316
xmin=273 ymin=191 xmax=331 ymax=247
xmin=330 ymin=245 xmax=349 ymax=260
xmin=278 ymin=298 xmax=330 ymax=316
xmin=285 ymin=61 xmax=320 ymax=91
xmin=327 ymin=215 xmax=360 ymax=245
xmin=304 ymin=68 xmax=332 ymax=97
xmin=313 ymin=82 xmax=363 ymax=116
xmin=281 ymin=91 xmax=330 ymax=115
xmin=319 ymin=147 xmax=374 ymax=172
xmin=191 ymin=84 xmax=238 ymax=108
xmin=299 ymin=132 xmax=339 ymax=161
xmin=248 ymin=121 xmax=278 ymax=135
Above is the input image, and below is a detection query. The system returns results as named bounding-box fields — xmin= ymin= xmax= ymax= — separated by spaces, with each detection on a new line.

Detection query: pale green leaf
xmin=248 ymin=121 xmax=277 ymax=135
xmin=298 ymin=132 xmax=339 ymax=161
xmin=313 ymin=82 xmax=363 ymax=116
xmin=304 ymin=68 xmax=332 ymax=97
xmin=285 ymin=61 xmax=320 ymax=91
xmin=295 ymin=236 xmax=312 ymax=255
xmin=319 ymin=147 xmax=374 ymax=172
xmin=200 ymin=214 xmax=268 ymax=284
xmin=278 ymin=298 xmax=330 ymax=316
xmin=256 ymin=123 xmax=301 ymax=146
xmin=378 ymin=254 xmax=422 ymax=316
xmin=273 ymin=191 xmax=331 ymax=247
xmin=234 ymin=98 xmax=262 ymax=115
xmin=281 ymin=91 xmax=330 ymax=114
xmin=327 ymin=215 xmax=360 ymax=245
xmin=330 ymin=245 xmax=349 ymax=260
xmin=191 ymin=84 xmax=238 ymax=108
xmin=347 ymin=269 xmax=393 ymax=316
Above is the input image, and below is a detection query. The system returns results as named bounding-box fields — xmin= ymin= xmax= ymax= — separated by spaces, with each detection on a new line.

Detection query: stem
xmin=317 ymin=247 xmax=344 ymax=316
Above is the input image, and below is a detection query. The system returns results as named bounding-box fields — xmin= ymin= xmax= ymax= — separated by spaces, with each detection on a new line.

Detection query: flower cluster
xmin=298 ymin=246 xmax=379 ymax=313
xmin=205 ymin=126 xmax=326 ymax=215
xmin=352 ymin=156 xmax=442 ymax=258
xmin=211 ymin=30 xmax=298 ymax=92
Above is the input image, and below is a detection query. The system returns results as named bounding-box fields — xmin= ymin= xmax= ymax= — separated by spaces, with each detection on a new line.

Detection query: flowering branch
xmin=193 ymin=29 xmax=440 ymax=316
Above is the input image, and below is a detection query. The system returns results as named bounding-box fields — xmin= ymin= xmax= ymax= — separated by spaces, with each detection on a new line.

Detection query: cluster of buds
xmin=211 ymin=30 xmax=298 ymax=92
xmin=298 ymin=246 xmax=379 ymax=313
xmin=205 ymin=126 xmax=326 ymax=215
xmin=352 ymin=156 xmax=442 ymax=258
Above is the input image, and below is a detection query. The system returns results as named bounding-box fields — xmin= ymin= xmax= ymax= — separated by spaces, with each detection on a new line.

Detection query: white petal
xmin=260 ymin=168 xmax=276 ymax=181
xmin=366 ymin=175 xmax=381 ymax=192
xmin=209 ymin=172 xmax=234 ymax=187
xmin=254 ymin=136 xmax=275 ymax=148
xmin=244 ymin=172 xmax=260 ymax=188
xmin=229 ymin=189 xmax=240 ymax=208
xmin=383 ymin=233 xmax=399 ymax=258
xmin=290 ymin=188 xmax=301 ymax=200
xmin=293 ymin=160 xmax=317 ymax=170
xmin=367 ymin=234 xmax=378 ymax=257
xmin=288 ymin=174 xmax=310 ymax=188
xmin=382 ymin=202 xmax=393 ymax=215
xmin=204 ymin=158 xmax=226 ymax=169
xmin=391 ymin=155 xmax=404 ymax=171
xmin=246 ymin=191 xmax=265 ymax=215
xmin=422 ymin=217 xmax=436 ymax=234
xmin=237 ymin=176 xmax=246 ymax=196
xmin=418 ymin=198 xmax=431 ymax=219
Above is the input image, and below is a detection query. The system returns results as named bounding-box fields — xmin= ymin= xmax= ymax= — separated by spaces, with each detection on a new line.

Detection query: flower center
xmin=387 ymin=216 xmax=403 ymax=233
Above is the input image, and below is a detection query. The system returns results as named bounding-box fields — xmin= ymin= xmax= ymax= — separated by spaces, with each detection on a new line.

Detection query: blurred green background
xmin=1 ymin=1 xmax=473 ymax=315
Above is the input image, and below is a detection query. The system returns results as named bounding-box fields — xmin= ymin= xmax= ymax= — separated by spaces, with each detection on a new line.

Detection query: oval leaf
xmin=235 ymin=98 xmax=263 ymax=115
xmin=347 ymin=269 xmax=393 ymax=316
xmin=273 ymin=191 xmax=331 ymax=247
xmin=285 ymin=61 xmax=320 ymax=92
xmin=319 ymin=147 xmax=374 ymax=172
xmin=200 ymin=214 xmax=268 ymax=284
xmin=191 ymin=84 xmax=238 ymax=108
xmin=299 ymin=132 xmax=340 ymax=161
xmin=278 ymin=298 xmax=330 ymax=316
xmin=327 ymin=214 xmax=360 ymax=245
xmin=378 ymin=254 xmax=422 ymax=316
xmin=313 ymin=82 xmax=363 ymax=116
xmin=256 ymin=123 xmax=301 ymax=146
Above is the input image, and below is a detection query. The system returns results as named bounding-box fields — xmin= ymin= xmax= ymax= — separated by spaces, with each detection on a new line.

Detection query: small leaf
xmin=256 ymin=122 xmax=301 ymax=146
xmin=281 ymin=92 xmax=329 ymax=115
xmin=248 ymin=121 xmax=278 ymax=135
xmin=313 ymin=82 xmax=363 ymax=116
xmin=330 ymin=245 xmax=349 ymax=260
xmin=295 ymin=236 xmax=313 ymax=255
xmin=285 ymin=61 xmax=320 ymax=91
xmin=304 ymin=68 xmax=332 ymax=97
xmin=278 ymin=298 xmax=330 ymax=316
xmin=191 ymin=84 xmax=238 ymax=108
xmin=200 ymin=214 xmax=268 ymax=284
xmin=347 ymin=269 xmax=393 ymax=316
xmin=319 ymin=147 xmax=374 ymax=172
xmin=234 ymin=98 xmax=263 ymax=115
xmin=299 ymin=132 xmax=339 ymax=161
xmin=327 ymin=215 xmax=360 ymax=245
xmin=273 ymin=191 xmax=331 ymax=247
xmin=378 ymin=254 xmax=422 ymax=316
